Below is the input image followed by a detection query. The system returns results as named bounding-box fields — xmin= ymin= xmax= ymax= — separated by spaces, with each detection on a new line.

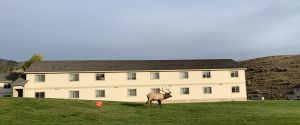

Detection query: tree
xmin=21 ymin=53 xmax=43 ymax=71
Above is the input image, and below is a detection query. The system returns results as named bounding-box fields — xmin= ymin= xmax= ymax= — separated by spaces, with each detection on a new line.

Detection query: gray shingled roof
xmin=26 ymin=59 xmax=244 ymax=72
xmin=0 ymin=73 xmax=21 ymax=82
xmin=11 ymin=77 xmax=28 ymax=86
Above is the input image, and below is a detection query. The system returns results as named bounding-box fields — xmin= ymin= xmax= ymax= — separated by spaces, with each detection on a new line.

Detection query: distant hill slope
xmin=240 ymin=55 xmax=300 ymax=99
xmin=0 ymin=58 xmax=18 ymax=72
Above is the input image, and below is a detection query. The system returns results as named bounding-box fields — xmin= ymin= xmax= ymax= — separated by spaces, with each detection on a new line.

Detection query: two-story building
xmin=13 ymin=59 xmax=247 ymax=102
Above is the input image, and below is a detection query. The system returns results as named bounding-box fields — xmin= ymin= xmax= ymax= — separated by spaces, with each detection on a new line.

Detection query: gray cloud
xmin=0 ymin=0 xmax=300 ymax=61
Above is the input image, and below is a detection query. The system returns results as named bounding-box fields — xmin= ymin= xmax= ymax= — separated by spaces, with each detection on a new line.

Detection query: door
xmin=16 ymin=89 xmax=23 ymax=97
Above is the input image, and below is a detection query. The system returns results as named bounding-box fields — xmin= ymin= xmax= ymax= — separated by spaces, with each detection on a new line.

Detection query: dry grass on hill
xmin=240 ymin=55 xmax=300 ymax=99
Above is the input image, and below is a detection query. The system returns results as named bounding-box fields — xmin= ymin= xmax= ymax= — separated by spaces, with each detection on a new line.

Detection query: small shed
xmin=288 ymin=84 xmax=300 ymax=100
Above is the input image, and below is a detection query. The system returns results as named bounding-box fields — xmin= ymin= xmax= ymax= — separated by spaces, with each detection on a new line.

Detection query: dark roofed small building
xmin=288 ymin=84 xmax=300 ymax=100
xmin=0 ymin=73 xmax=21 ymax=97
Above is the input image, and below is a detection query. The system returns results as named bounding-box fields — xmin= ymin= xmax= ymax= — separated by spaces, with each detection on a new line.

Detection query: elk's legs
xmin=158 ymin=100 xmax=162 ymax=108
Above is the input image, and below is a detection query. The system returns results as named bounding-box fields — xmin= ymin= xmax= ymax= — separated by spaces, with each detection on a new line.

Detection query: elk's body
xmin=146 ymin=88 xmax=172 ymax=108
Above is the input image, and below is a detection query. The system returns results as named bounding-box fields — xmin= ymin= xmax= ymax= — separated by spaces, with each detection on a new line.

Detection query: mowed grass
xmin=1 ymin=98 xmax=300 ymax=125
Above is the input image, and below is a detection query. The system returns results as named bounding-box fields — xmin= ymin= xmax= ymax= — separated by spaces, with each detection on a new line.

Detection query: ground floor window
xmin=4 ymin=83 xmax=11 ymax=88
xmin=128 ymin=89 xmax=137 ymax=96
xmin=35 ymin=92 xmax=45 ymax=98
xmin=69 ymin=91 xmax=79 ymax=98
xmin=232 ymin=86 xmax=240 ymax=93
xmin=96 ymin=90 xmax=105 ymax=98
xmin=180 ymin=87 xmax=190 ymax=95
xmin=204 ymin=87 xmax=212 ymax=94
xmin=151 ymin=88 xmax=160 ymax=93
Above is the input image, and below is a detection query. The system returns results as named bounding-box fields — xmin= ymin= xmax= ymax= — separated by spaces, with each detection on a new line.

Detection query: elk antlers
xmin=161 ymin=86 xmax=172 ymax=94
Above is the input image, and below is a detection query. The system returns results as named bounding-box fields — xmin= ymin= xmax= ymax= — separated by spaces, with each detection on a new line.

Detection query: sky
xmin=1 ymin=0 xmax=300 ymax=61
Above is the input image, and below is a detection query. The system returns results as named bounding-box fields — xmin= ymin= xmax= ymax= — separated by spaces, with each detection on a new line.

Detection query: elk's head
xmin=161 ymin=87 xmax=172 ymax=99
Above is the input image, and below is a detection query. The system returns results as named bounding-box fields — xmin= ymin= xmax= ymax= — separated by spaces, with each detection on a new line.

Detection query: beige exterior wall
xmin=23 ymin=69 xmax=247 ymax=102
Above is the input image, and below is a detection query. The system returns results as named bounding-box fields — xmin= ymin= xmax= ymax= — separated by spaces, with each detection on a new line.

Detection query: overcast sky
xmin=0 ymin=0 xmax=300 ymax=61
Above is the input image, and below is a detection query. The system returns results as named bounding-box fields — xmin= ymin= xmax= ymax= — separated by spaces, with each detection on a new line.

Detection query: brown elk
xmin=146 ymin=87 xmax=172 ymax=108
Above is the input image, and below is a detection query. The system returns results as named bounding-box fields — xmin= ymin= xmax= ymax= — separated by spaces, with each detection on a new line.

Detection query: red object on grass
xmin=96 ymin=101 xmax=104 ymax=107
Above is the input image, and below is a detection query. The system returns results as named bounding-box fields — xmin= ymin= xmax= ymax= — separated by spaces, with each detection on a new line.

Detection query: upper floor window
xmin=151 ymin=88 xmax=161 ymax=93
xmin=128 ymin=89 xmax=137 ymax=96
xmin=203 ymin=87 xmax=212 ymax=94
xmin=232 ymin=86 xmax=240 ymax=93
xmin=96 ymin=90 xmax=105 ymax=98
xmin=3 ymin=83 xmax=11 ymax=88
xmin=203 ymin=71 xmax=211 ymax=78
xmin=35 ymin=92 xmax=45 ymax=98
xmin=180 ymin=87 xmax=190 ymax=95
xmin=96 ymin=73 xmax=105 ymax=81
xmin=35 ymin=75 xmax=45 ymax=82
xmin=150 ymin=72 xmax=160 ymax=80
xmin=127 ymin=72 xmax=136 ymax=80
xmin=179 ymin=72 xmax=189 ymax=79
xmin=69 ymin=91 xmax=79 ymax=98
xmin=69 ymin=74 xmax=79 ymax=81
xmin=231 ymin=71 xmax=239 ymax=78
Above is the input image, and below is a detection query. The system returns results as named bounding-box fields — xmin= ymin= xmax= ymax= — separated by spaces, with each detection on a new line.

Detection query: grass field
xmin=1 ymin=98 xmax=300 ymax=125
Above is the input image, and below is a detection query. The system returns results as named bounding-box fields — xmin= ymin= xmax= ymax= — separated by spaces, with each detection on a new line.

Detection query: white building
xmin=11 ymin=59 xmax=247 ymax=103
xmin=0 ymin=73 xmax=20 ymax=97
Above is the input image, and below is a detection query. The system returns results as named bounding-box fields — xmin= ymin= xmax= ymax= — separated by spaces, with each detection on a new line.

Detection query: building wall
xmin=23 ymin=69 xmax=247 ymax=102
xmin=0 ymin=82 xmax=12 ymax=97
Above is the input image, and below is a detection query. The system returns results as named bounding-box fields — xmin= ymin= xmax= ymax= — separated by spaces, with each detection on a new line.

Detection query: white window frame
xmin=127 ymin=89 xmax=137 ymax=97
xmin=180 ymin=87 xmax=190 ymax=95
xmin=69 ymin=74 xmax=79 ymax=82
xmin=35 ymin=92 xmax=45 ymax=98
xmin=151 ymin=88 xmax=161 ymax=93
xmin=69 ymin=91 xmax=80 ymax=98
xmin=232 ymin=86 xmax=240 ymax=93
xmin=96 ymin=73 xmax=105 ymax=81
xmin=202 ymin=71 xmax=211 ymax=78
xmin=179 ymin=71 xmax=189 ymax=79
xmin=127 ymin=72 xmax=137 ymax=80
xmin=96 ymin=90 xmax=105 ymax=98
xmin=150 ymin=72 xmax=160 ymax=80
xmin=230 ymin=71 xmax=239 ymax=78
xmin=203 ymin=87 xmax=212 ymax=94
xmin=35 ymin=74 xmax=45 ymax=82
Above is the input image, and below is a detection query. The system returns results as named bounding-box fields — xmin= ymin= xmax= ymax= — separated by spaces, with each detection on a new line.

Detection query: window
xmin=96 ymin=90 xmax=105 ymax=98
xmin=127 ymin=72 xmax=136 ymax=80
xmin=69 ymin=91 xmax=79 ymax=98
xmin=231 ymin=71 xmax=239 ymax=78
xmin=35 ymin=92 xmax=45 ymax=98
xmin=96 ymin=73 xmax=105 ymax=81
xmin=150 ymin=72 xmax=160 ymax=80
xmin=151 ymin=88 xmax=160 ymax=93
xmin=180 ymin=88 xmax=189 ymax=95
xmin=203 ymin=71 xmax=211 ymax=78
xmin=4 ymin=84 xmax=11 ymax=89
xmin=35 ymin=75 xmax=45 ymax=82
xmin=232 ymin=86 xmax=240 ymax=93
xmin=179 ymin=72 xmax=189 ymax=79
xmin=204 ymin=87 xmax=212 ymax=94
xmin=128 ymin=89 xmax=137 ymax=96
xmin=69 ymin=74 xmax=79 ymax=81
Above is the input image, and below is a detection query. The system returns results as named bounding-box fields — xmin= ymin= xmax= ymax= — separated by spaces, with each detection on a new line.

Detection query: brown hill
xmin=240 ymin=55 xmax=300 ymax=99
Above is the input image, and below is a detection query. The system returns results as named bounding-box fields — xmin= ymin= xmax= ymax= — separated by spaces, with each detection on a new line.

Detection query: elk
xmin=146 ymin=87 xmax=172 ymax=108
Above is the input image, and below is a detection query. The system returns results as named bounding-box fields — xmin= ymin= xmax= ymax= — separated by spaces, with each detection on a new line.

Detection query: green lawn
xmin=1 ymin=98 xmax=300 ymax=125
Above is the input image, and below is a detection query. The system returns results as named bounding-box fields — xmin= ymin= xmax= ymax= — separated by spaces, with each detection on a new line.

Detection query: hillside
xmin=240 ymin=55 xmax=300 ymax=99
xmin=1 ymin=98 xmax=300 ymax=125
xmin=0 ymin=58 xmax=18 ymax=72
